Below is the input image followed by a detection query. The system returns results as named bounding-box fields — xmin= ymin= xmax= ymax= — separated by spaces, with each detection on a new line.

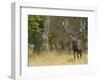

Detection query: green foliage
xmin=28 ymin=15 xmax=44 ymax=53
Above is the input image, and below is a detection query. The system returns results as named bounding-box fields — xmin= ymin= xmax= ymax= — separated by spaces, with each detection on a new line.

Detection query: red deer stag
xmin=62 ymin=21 xmax=86 ymax=60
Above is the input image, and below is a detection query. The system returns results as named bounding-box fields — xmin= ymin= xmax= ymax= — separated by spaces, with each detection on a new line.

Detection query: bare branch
xmin=80 ymin=21 xmax=86 ymax=32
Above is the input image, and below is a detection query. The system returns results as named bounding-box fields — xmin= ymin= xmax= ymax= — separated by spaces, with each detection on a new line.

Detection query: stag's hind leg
xmin=73 ymin=50 xmax=77 ymax=60
xmin=77 ymin=49 xmax=82 ymax=59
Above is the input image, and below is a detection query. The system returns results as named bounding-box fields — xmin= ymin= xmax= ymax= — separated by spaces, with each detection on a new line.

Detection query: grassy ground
xmin=28 ymin=49 xmax=88 ymax=66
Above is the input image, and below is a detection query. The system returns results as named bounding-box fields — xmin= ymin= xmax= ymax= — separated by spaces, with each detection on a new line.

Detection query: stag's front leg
xmin=73 ymin=51 xmax=76 ymax=60
xmin=79 ymin=49 xmax=82 ymax=59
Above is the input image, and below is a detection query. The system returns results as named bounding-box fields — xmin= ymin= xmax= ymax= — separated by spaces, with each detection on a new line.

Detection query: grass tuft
xmin=28 ymin=49 xmax=88 ymax=66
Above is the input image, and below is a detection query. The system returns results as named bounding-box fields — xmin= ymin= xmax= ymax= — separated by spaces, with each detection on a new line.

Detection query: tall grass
xmin=28 ymin=48 xmax=88 ymax=66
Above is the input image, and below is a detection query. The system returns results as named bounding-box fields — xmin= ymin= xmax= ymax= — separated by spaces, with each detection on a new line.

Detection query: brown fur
xmin=73 ymin=39 xmax=82 ymax=59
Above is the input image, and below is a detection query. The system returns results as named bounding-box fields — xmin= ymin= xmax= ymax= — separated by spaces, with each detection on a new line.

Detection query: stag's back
xmin=77 ymin=40 xmax=82 ymax=50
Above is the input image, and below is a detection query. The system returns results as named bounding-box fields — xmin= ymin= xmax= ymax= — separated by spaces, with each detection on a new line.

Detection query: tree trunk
xmin=42 ymin=16 xmax=50 ymax=51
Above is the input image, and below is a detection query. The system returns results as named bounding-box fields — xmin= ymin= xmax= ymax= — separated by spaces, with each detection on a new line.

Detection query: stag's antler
xmin=62 ymin=21 xmax=71 ymax=33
